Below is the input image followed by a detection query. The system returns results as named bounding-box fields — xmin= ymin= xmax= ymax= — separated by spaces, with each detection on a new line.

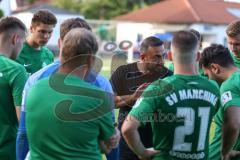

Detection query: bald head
xmin=171 ymin=30 xmax=198 ymax=64
xmin=61 ymin=28 xmax=98 ymax=64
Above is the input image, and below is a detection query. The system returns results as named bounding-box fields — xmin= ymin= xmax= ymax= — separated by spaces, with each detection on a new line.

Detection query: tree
xmin=52 ymin=0 xmax=162 ymax=19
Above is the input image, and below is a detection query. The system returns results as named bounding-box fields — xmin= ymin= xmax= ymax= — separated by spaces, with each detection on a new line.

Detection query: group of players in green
xmin=1 ymin=8 xmax=240 ymax=160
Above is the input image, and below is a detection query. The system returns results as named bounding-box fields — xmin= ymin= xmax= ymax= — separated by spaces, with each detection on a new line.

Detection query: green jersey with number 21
xmin=130 ymin=75 xmax=220 ymax=160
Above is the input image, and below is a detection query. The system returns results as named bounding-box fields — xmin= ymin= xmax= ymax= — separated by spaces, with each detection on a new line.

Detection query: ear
xmin=58 ymin=38 xmax=61 ymax=49
xmin=29 ymin=25 xmax=34 ymax=33
xmin=168 ymin=51 xmax=173 ymax=61
xmin=11 ymin=34 xmax=18 ymax=45
xmin=210 ymin=63 xmax=220 ymax=74
xmin=140 ymin=53 xmax=145 ymax=61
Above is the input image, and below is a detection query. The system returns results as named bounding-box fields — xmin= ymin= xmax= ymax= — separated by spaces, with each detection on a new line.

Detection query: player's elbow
xmin=121 ymin=120 xmax=135 ymax=140
xmin=121 ymin=122 xmax=131 ymax=139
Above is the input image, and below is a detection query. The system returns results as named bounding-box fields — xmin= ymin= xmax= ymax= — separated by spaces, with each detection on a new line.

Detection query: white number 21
xmin=172 ymin=107 xmax=210 ymax=152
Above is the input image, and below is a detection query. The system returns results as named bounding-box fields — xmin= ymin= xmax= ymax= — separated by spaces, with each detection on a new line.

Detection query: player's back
xmin=25 ymin=73 xmax=114 ymax=160
xmin=142 ymin=74 xmax=220 ymax=160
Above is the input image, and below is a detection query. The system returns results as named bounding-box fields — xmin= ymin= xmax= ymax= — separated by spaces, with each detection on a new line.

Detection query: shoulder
xmin=221 ymin=72 xmax=240 ymax=93
xmin=143 ymin=78 xmax=174 ymax=98
xmin=157 ymin=66 xmax=173 ymax=78
xmin=28 ymin=61 xmax=60 ymax=83
xmin=118 ymin=62 xmax=138 ymax=71
xmin=2 ymin=57 xmax=26 ymax=71
xmin=18 ymin=42 xmax=31 ymax=54
xmin=199 ymin=75 xmax=220 ymax=90
xmin=95 ymin=74 xmax=113 ymax=92
xmin=111 ymin=62 xmax=137 ymax=76
xmin=42 ymin=46 xmax=53 ymax=53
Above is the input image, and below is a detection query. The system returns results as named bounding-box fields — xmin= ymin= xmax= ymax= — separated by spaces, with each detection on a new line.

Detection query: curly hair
xmin=226 ymin=21 xmax=240 ymax=37
xmin=201 ymin=44 xmax=233 ymax=68
xmin=31 ymin=9 xmax=57 ymax=26
xmin=60 ymin=18 xmax=91 ymax=40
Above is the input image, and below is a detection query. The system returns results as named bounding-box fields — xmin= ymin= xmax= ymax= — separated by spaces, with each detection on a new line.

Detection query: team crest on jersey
xmin=133 ymin=98 xmax=143 ymax=108
xmin=221 ymin=91 xmax=232 ymax=106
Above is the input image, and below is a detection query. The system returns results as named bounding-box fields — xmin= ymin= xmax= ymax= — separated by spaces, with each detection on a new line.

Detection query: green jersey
xmin=26 ymin=73 xmax=114 ymax=160
xmin=230 ymin=53 xmax=240 ymax=68
xmin=167 ymin=62 xmax=174 ymax=72
xmin=209 ymin=71 xmax=240 ymax=160
xmin=0 ymin=55 xmax=28 ymax=160
xmin=16 ymin=42 xmax=54 ymax=74
xmin=130 ymin=74 xmax=220 ymax=160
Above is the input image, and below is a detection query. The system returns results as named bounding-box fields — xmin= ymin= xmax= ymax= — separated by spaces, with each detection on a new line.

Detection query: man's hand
xmin=222 ymin=150 xmax=240 ymax=160
xmin=115 ymin=82 xmax=150 ymax=108
xmin=139 ymin=148 xmax=160 ymax=160
xmin=105 ymin=127 xmax=120 ymax=149
xmin=132 ymin=82 xmax=150 ymax=101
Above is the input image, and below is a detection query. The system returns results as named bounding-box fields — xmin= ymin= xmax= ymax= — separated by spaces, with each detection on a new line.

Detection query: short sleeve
xmin=98 ymin=111 xmax=115 ymax=141
xmin=220 ymin=80 xmax=240 ymax=110
xmin=11 ymin=66 xmax=28 ymax=107
xmin=129 ymin=84 xmax=160 ymax=126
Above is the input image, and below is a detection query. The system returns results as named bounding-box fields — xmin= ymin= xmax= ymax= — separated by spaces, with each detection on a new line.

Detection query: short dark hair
xmin=60 ymin=18 xmax=91 ymax=40
xmin=32 ymin=9 xmax=57 ymax=26
xmin=0 ymin=16 xmax=26 ymax=34
xmin=201 ymin=44 xmax=234 ymax=68
xmin=190 ymin=29 xmax=201 ymax=42
xmin=140 ymin=36 xmax=163 ymax=53
xmin=226 ymin=21 xmax=240 ymax=37
xmin=172 ymin=30 xmax=198 ymax=54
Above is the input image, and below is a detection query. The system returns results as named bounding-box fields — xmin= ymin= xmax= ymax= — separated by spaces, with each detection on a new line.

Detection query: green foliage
xmin=28 ymin=0 xmax=37 ymax=4
xmin=0 ymin=9 xmax=3 ymax=18
xmin=52 ymin=0 xmax=161 ymax=19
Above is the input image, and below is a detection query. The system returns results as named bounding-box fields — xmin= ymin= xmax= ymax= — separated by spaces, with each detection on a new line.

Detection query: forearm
xmin=222 ymin=124 xmax=239 ymax=156
xmin=115 ymin=95 xmax=136 ymax=108
xmin=122 ymin=127 xmax=146 ymax=157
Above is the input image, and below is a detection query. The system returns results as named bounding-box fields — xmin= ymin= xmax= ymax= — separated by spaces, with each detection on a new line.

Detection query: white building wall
xmin=189 ymin=23 xmax=227 ymax=46
xmin=0 ymin=0 xmax=11 ymax=16
xmin=116 ymin=22 xmax=227 ymax=61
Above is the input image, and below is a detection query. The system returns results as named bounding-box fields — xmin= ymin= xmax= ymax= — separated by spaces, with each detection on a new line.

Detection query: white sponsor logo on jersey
xmin=23 ymin=63 xmax=31 ymax=67
xmin=221 ymin=91 xmax=232 ymax=106
xmin=0 ymin=72 xmax=3 ymax=77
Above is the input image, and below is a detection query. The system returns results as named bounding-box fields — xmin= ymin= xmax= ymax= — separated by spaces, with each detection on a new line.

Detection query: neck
xmin=0 ymin=46 xmax=12 ymax=58
xmin=27 ymin=37 xmax=40 ymax=49
xmin=174 ymin=63 xmax=198 ymax=75
xmin=137 ymin=61 xmax=148 ymax=74
xmin=223 ymin=66 xmax=238 ymax=80
xmin=58 ymin=65 xmax=88 ymax=80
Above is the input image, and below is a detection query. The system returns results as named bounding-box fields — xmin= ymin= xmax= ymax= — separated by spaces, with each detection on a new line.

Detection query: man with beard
xmin=110 ymin=36 xmax=172 ymax=160
xmin=201 ymin=44 xmax=240 ymax=160
xmin=16 ymin=9 xmax=57 ymax=74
